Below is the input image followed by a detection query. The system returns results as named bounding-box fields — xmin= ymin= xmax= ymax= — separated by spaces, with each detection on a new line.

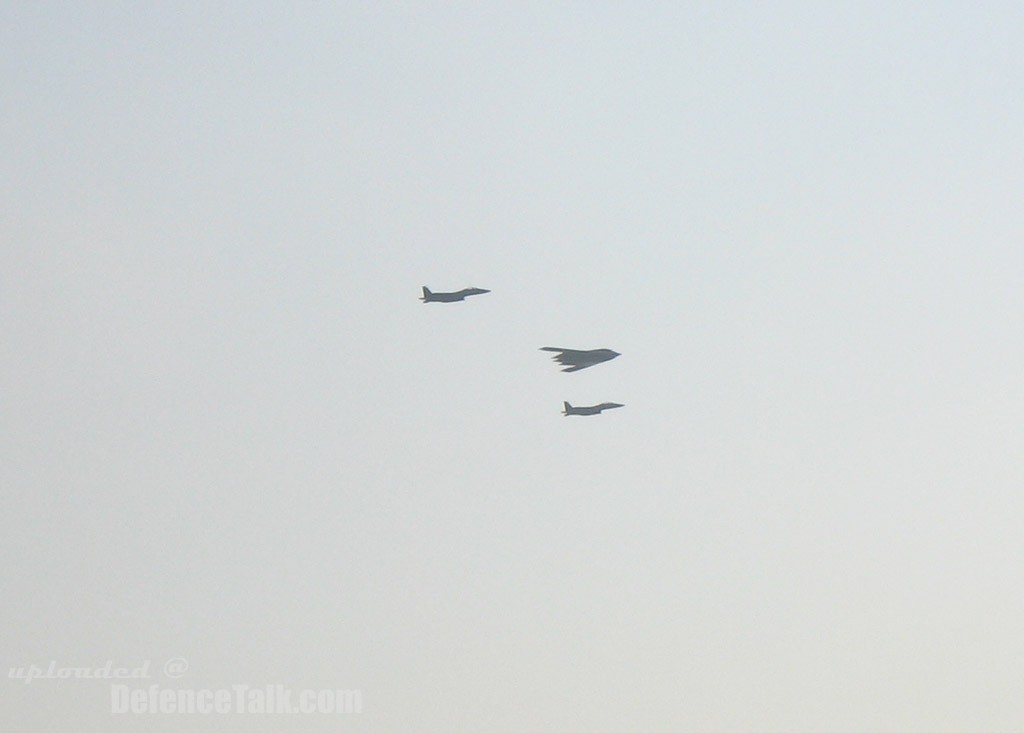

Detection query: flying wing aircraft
xmin=562 ymin=401 xmax=624 ymax=416
xmin=540 ymin=347 xmax=620 ymax=372
xmin=420 ymin=286 xmax=491 ymax=303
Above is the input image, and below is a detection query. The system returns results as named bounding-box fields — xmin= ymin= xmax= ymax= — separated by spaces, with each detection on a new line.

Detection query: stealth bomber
xmin=540 ymin=347 xmax=620 ymax=372
xmin=562 ymin=401 xmax=624 ymax=416
xmin=420 ymin=286 xmax=490 ymax=303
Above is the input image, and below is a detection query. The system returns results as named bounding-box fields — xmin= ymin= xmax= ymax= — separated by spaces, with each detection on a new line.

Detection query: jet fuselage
xmin=562 ymin=401 xmax=624 ymax=416
xmin=540 ymin=347 xmax=620 ymax=372
xmin=421 ymin=286 xmax=491 ymax=303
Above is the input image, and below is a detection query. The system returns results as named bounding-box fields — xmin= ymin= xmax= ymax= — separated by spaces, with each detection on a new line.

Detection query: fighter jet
xmin=540 ymin=347 xmax=620 ymax=372
xmin=562 ymin=401 xmax=624 ymax=416
xmin=420 ymin=286 xmax=490 ymax=303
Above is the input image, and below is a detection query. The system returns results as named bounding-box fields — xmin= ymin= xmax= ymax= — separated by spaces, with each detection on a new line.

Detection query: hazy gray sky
xmin=3 ymin=2 xmax=1023 ymax=730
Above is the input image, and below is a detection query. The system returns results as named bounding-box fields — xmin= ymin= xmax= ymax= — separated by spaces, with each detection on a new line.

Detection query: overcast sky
xmin=3 ymin=2 xmax=1024 ymax=731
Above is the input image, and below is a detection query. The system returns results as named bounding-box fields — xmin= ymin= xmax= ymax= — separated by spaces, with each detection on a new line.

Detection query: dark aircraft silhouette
xmin=540 ymin=347 xmax=620 ymax=372
xmin=562 ymin=401 xmax=624 ymax=416
xmin=420 ymin=286 xmax=490 ymax=303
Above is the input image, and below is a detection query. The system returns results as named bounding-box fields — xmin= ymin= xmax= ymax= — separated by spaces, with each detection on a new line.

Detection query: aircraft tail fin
xmin=421 ymin=286 xmax=431 ymax=301
xmin=563 ymin=401 xmax=572 ymax=415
